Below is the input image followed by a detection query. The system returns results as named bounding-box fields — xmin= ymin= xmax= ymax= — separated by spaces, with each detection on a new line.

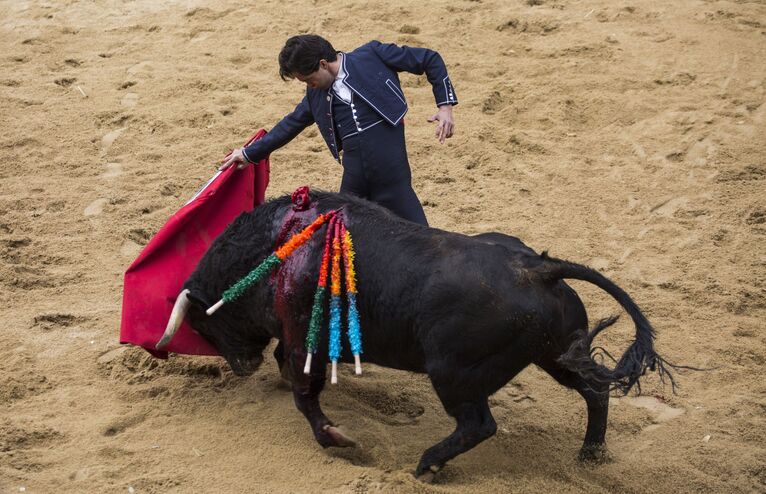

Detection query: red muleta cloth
xmin=119 ymin=130 xmax=270 ymax=358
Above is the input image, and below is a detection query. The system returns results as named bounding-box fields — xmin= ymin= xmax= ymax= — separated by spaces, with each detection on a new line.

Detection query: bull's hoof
xmin=415 ymin=464 xmax=441 ymax=483
xmin=276 ymin=364 xmax=292 ymax=391
xmin=322 ymin=425 xmax=356 ymax=448
xmin=276 ymin=377 xmax=292 ymax=391
xmin=578 ymin=443 xmax=612 ymax=464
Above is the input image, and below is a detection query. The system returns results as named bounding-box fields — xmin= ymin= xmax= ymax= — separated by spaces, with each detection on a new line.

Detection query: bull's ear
xmin=185 ymin=291 xmax=212 ymax=310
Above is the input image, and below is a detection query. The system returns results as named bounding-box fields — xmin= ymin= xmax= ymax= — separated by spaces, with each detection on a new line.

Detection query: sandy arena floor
xmin=1 ymin=0 xmax=764 ymax=492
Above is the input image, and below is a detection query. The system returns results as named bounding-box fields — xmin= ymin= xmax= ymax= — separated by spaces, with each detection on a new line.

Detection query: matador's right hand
xmin=218 ymin=147 xmax=249 ymax=171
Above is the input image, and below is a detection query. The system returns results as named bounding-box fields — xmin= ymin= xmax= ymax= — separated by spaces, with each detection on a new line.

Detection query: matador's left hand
xmin=427 ymin=105 xmax=455 ymax=144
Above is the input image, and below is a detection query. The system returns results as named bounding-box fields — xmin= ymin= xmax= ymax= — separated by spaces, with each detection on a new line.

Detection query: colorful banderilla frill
xmin=341 ymin=223 xmax=363 ymax=375
xmin=302 ymin=216 xmax=335 ymax=375
xmin=328 ymin=220 xmax=343 ymax=384
xmin=303 ymin=217 xmax=364 ymax=383
xmin=206 ymin=211 xmax=336 ymax=315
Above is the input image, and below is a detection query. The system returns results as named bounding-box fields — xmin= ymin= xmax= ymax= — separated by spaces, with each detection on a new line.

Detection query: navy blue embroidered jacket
xmin=242 ymin=40 xmax=458 ymax=163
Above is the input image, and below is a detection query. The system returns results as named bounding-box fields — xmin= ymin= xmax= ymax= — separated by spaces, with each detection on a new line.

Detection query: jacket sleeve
xmin=369 ymin=40 xmax=458 ymax=107
xmin=242 ymin=96 xmax=314 ymax=163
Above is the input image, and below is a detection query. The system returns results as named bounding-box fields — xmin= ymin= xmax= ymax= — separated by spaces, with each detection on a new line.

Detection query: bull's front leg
xmin=287 ymin=346 xmax=356 ymax=449
xmin=272 ymin=340 xmax=292 ymax=389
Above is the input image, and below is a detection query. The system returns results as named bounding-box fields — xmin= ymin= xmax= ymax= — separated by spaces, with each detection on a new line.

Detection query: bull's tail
xmin=538 ymin=252 xmax=680 ymax=395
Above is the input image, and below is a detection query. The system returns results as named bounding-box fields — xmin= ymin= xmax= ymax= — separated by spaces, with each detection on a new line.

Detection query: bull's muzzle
xmin=227 ymin=354 xmax=265 ymax=377
xmin=156 ymin=289 xmax=191 ymax=350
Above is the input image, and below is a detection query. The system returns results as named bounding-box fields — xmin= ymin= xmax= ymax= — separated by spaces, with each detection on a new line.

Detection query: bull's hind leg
xmin=415 ymin=398 xmax=497 ymax=479
xmin=416 ymin=348 xmax=531 ymax=479
xmin=286 ymin=347 xmax=355 ymax=449
xmin=540 ymin=363 xmax=611 ymax=463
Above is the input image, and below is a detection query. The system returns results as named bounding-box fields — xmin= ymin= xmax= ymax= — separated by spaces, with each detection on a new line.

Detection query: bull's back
xmin=347 ymin=232 xmax=535 ymax=368
xmin=326 ymin=207 xmax=587 ymax=371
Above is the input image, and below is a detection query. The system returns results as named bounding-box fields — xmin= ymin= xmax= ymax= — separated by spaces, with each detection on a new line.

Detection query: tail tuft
xmin=558 ymin=315 xmax=683 ymax=395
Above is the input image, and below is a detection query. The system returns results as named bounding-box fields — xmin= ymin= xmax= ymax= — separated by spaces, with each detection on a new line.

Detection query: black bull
xmin=157 ymin=191 xmax=676 ymax=477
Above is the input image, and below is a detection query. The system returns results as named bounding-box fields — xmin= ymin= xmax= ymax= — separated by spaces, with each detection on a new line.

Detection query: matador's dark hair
xmin=278 ymin=34 xmax=338 ymax=81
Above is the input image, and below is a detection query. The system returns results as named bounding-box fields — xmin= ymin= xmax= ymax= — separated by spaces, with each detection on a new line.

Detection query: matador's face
xmin=293 ymin=59 xmax=335 ymax=90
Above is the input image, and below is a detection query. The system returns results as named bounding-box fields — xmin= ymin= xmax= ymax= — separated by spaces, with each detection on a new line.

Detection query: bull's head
xmin=156 ymin=288 xmax=272 ymax=377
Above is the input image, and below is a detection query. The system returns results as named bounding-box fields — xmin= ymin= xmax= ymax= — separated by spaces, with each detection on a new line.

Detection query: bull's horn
xmin=156 ymin=289 xmax=191 ymax=350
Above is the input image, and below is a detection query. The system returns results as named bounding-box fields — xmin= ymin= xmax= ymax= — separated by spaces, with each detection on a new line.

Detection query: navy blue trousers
xmin=339 ymin=123 xmax=428 ymax=226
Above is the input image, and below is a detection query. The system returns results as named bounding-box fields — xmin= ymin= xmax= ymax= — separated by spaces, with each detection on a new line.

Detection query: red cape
xmin=119 ymin=130 xmax=269 ymax=358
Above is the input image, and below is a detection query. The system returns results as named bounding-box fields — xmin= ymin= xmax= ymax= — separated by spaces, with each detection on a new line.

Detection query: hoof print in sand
xmin=1 ymin=373 xmax=53 ymax=403
xmin=127 ymin=228 xmax=152 ymax=245
xmin=54 ymin=77 xmax=76 ymax=87
xmin=32 ymin=313 xmax=85 ymax=331
xmin=346 ymin=387 xmax=425 ymax=425
xmin=102 ymin=414 xmax=147 ymax=437
xmin=0 ymin=421 xmax=64 ymax=452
